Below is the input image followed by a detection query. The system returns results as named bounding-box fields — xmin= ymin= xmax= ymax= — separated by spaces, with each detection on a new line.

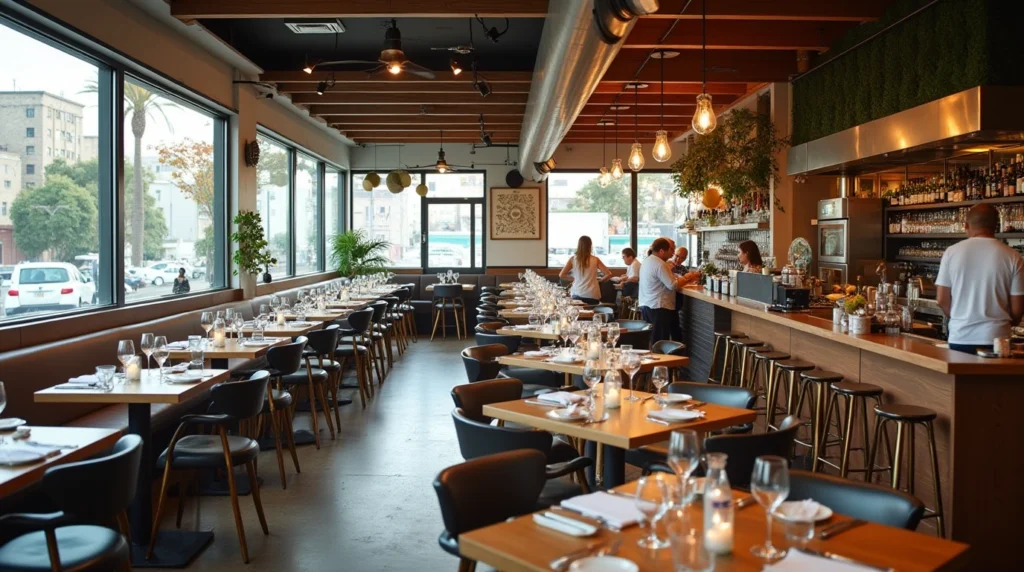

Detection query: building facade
xmin=0 ymin=150 xmax=24 ymax=264
xmin=0 ymin=91 xmax=85 ymax=189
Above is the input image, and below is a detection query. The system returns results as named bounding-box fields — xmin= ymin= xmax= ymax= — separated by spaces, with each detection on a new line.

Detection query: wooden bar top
xmin=681 ymin=286 xmax=1024 ymax=375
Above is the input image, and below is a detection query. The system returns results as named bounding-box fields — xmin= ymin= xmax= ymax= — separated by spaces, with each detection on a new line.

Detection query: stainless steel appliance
xmin=817 ymin=197 xmax=883 ymax=286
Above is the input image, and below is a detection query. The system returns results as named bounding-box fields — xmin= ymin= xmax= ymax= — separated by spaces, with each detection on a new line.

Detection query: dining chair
xmin=431 ymin=283 xmax=467 ymax=340
xmin=450 ymin=378 xmax=524 ymax=423
xmin=149 ymin=373 xmax=271 ymax=564
xmin=264 ymin=344 xmax=305 ymax=486
xmin=0 ymin=435 xmax=142 ymax=572
xmin=433 ymin=450 xmax=547 ymax=572
xmin=284 ymin=326 xmax=340 ymax=445
xmin=367 ymin=301 xmax=391 ymax=378
xmin=337 ymin=307 xmax=377 ymax=407
xmin=615 ymin=319 xmax=653 ymax=349
xmin=383 ymin=295 xmax=408 ymax=356
xmin=473 ymin=331 xmax=522 ymax=354
xmin=787 ymin=470 xmax=926 ymax=530
xmin=474 ymin=321 xmax=508 ymax=335
xmin=461 ymin=344 xmax=561 ymax=393
xmin=394 ymin=287 xmax=418 ymax=343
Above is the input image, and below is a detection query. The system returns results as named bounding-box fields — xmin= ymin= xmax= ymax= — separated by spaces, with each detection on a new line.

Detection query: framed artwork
xmin=490 ymin=187 xmax=542 ymax=240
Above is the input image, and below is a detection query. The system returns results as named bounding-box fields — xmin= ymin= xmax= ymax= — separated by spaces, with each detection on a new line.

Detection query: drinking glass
xmin=634 ymin=473 xmax=671 ymax=549
xmin=152 ymin=336 xmax=169 ymax=380
xmin=200 ymin=311 xmax=214 ymax=338
xmin=621 ymin=348 xmax=642 ymax=402
xmin=651 ymin=366 xmax=669 ymax=397
xmin=270 ymin=294 xmax=281 ymax=310
xmin=232 ymin=313 xmax=245 ymax=340
xmin=567 ymin=325 xmax=581 ymax=350
xmin=187 ymin=335 xmax=205 ymax=370
xmin=667 ymin=430 xmax=701 ymax=505
xmin=95 ymin=365 xmax=116 ymax=392
xmin=582 ymin=359 xmax=602 ymax=410
xmin=140 ymin=333 xmax=155 ymax=370
xmin=528 ymin=313 xmax=542 ymax=329
xmin=667 ymin=503 xmax=715 ymax=572
xmin=592 ymin=312 xmax=607 ymax=325
xmin=117 ymin=340 xmax=135 ymax=376
xmin=750 ymin=456 xmax=790 ymax=562
xmin=606 ymin=322 xmax=620 ymax=347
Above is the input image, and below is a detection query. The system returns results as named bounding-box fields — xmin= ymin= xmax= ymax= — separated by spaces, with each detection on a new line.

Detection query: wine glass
xmin=606 ymin=322 xmax=621 ymax=347
xmin=567 ymin=325 xmax=581 ymax=350
xmin=117 ymin=340 xmax=135 ymax=376
xmin=528 ymin=313 xmax=542 ymax=329
xmin=140 ymin=333 xmax=155 ymax=370
xmin=750 ymin=456 xmax=790 ymax=562
xmin=152 ymin=336 xmax=169 ymax=380
xmin=582 ymin=359 xmax=602 ymax=409
xmin=233 ymin=312 xmax=245 ymax=339
xmin=634 ymin=473 xmax=671 ymax=549
xmin=667 ymin=430 xmax=701 ymax=505
xmin=651 ymin=366 xmax=669 ymax=398
xmin=200 ymin=311 xmax=214 ymax=339
xmin=621 ymin=347 xmax=642 ymax=402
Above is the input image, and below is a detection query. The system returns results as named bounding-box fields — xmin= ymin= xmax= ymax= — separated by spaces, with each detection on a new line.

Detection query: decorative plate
xmin=788 ymin=237 xmax=813 ymax=268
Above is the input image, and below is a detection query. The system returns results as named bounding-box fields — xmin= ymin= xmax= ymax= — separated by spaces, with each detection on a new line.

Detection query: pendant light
xmin=363 ymin=144 xmax=380 ymax=191
xmin=598 ymin=121 xmax=611 ymax=187
xmin=610 ymin=108 xmax=624 ymax=180
xmin=651 ymin=50 xmax=676 ymax=162
xmin=692 ymin=0 xmax=717 ymax=135
xmin=627 ymin=82 xmax=645 ymax=172
xmin=435 ymin=130 xmax=450 ymax=173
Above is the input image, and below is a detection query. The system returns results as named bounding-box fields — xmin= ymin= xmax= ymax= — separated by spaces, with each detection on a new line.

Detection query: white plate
xmin=546 ymin=408 xmax=590 ymax=422
xmin=654 ymin=393 xmax=691 ymax=404
xmin=0 ymin=418 xmax=27 ymax=431
xmin=0 ymin=448 xmax=46 ymax=466
xmin=241 ymin=340 xmax=273 ymax=347
xmin=647 ymin=409 xmax=703 ymax=422
xmin=570 ymin=556 xmax=639 ymax=572
xmin=625 ymin=349 xmax=650 ymax=355
xmin=548 ymin=357 xmax=582 ymax=364
xmin=774 ymin=500 xmax=833 ymax=522
xmin=164 ymin=372 xmax=206 ymax=384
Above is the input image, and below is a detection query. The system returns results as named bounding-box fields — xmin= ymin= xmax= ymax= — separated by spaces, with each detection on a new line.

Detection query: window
xmin=25 ymin=164 xmax=35 ymax=174
xmin=1 ymin=202 xmax=7 ymax=215
xmin=26 ymin=145 xmax=35 ymax=155
xmin=294 ymin=153 xmax=321 ymax=275
xmin=26 ymin=107 xmax=35 ymax=118
xmin=423 ymin=173 xmax=486 ymax=270
xmin=546 ymin=172 xmax=630 ymax=268
xmin=25 ymin=127 xmax=35 ymax=137
xmin=351 ymin=172 xmax=422 ymax=267
xmin=256 ymin=134 xmax=291 ymax=279
xmin=124 ymin=76 xmax=227 ymax=302
xmin=424 ymin=172 xmax=485 ymax=198
xmin=637 ymin=172 xmax=688 ymax=256
xmin=3 ymin=181 xmax=10 ymax=189
xmin=324 ymin=166 xmax=342 ymax=264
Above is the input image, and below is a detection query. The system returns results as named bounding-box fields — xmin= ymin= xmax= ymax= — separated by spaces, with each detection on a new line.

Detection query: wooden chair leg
xmin=246 ymin=461 xmax=270 ymax=535
xmin=457 ymin=557 xmax=477 ymax=572
xmin=268 ymin=410 xmax=287 ymax=488
xmin=307 ymin=379 xmax=322 ymax=449
xmin=330 ymin=370 xmax=342 ymax=428
xmin=282 ymin=409 xmax=301 ymax=473
xmin=117 ymin=510 xmax=131 ymax=544
xmin=219 ymin=429 xmax=249 ymax=564
xmin=146 ymin=453 xmax=176 ymax=559
xmin=353 ymin=352 xmax=368 ymax=408
xmin=175 ymin=471 xmax=189 ymax=528
xmin=318 ymin=382 xmax=336 ymax=439
xmin=431 ymin=306 xmax=442 ymax=340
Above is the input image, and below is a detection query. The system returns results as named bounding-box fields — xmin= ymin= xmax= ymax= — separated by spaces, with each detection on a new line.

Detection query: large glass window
xmin=546 ymin=172 xmax=630 ymax=268
xmin=324 ymin=166 xmax=341 ymax=267
xmin=351 ymin=173 xmax=422 ymax=268
xmin=294 ymin=153 xmax=321 ymax=275
xmin=256 ymin=135 xmax=291 ymax=279
xmin=637 ymin=172 xmax=688 ymax=257
xmin=425 ymin=172 xmax=485 ymax=198
xmin=1 ymin=19 xmax=110 ymax=322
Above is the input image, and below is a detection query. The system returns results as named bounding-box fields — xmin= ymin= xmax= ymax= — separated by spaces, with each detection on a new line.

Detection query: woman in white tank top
xmin=559 ymin=235 xmax=612 ymax=304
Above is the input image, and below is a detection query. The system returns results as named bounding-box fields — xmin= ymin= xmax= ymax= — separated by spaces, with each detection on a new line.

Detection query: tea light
xmin=125 ymin=358 xmax=142 ymax=381
xmin=212 ymin=330 xmax=227 ymax=348
xmin=587 ymin=340 xmax=602 ymax=360
xmin=704 ymin=521 xmax=733 ymax=554
xmin=276 ymin=310 xmax=286 ymax=325
xmin=552 ymin=320 xmax=561 ymax=336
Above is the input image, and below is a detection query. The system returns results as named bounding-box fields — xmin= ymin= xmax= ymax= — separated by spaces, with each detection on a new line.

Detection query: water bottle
xmin=703 ymin=452 xmax=734 ymax=555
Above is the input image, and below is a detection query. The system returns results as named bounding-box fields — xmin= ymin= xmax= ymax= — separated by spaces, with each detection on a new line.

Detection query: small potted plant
xmin=700 ymin=263 xmax=719 ymax=290
xmin=843 ymin=295 xmax=871 ymax=334
xmin=231 ymin=211 xmax=277 ymax=289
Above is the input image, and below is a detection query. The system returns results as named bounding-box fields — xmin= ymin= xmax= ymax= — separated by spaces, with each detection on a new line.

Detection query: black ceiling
xmin=201 ymin=17 xmax=545 ymax=72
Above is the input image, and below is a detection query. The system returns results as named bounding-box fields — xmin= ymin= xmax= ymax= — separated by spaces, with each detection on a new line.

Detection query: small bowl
xmin=569 ymin=556 xmax=639 ymax=572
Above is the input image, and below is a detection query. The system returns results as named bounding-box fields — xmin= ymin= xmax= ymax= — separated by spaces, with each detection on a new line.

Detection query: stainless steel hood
xmin=788 ymin=86 xmax=1024 ymax=176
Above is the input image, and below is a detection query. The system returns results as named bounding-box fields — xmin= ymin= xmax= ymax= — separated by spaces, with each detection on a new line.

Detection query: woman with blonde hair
xmin=559 ymin=235 xmax=611 ymax=304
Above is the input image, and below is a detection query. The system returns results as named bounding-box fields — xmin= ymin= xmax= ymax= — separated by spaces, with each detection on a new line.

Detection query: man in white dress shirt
xmin=639 ymin=238 xmax=690 ymax=342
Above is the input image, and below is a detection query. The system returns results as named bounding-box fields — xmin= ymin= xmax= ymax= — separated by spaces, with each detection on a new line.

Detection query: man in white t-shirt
xmin=612 ymin=248 xmax=641 ymax=297
xmin=935 ymin=204 xmax=1024 ymax=354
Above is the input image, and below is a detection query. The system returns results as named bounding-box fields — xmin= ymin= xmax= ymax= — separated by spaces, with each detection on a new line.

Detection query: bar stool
xmin=727 ymin=338 xmax=765 ymax=387
xmin=866 ymin=404 xmax=945 ymax=538
xmin=749 ymin=349 xmax=791 ymax=420
xmin=793 ymin=369 xmax=844 ymax=472
xmin=767 ymin=359 xmax=815 ymax=431
xmin=821 ymin=381 xmax=890 ymax=478
xmin=708 ymin=331 xmax=747 ymax=384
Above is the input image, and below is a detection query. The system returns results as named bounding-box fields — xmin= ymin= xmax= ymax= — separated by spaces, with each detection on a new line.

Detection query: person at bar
xmin=935 ymin=203 xmax=1024 ymax=354
xmin=639 ymin=238 xmax=692 ymax=342
xmin=612 ymin=247 xmax=640 ymax=298
xmin=670 ymin=246 xmax=690 ymax=275
xmin=559 ymin=235 xmax=611 ymax=305
xmin=738 ymin=240 xmax=764 ymax=274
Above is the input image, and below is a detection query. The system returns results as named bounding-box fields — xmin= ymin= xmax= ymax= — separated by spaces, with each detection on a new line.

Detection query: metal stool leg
xmin=925 ymin=421 xmax=946 ymax=538
xmin=810 ymin=381 xmax=827 ymax=473
xmin=838 ymin=394 xmax=857 ymax=478
xmin=708 ymin=335 xmax=724 ymax=383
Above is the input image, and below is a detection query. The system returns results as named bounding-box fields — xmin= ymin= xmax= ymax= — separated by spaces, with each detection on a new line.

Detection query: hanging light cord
xmin=633 ymin=83 xmax=639 ymax=140
xmin=602 ymin=122 xmax=607 ymax=163
xmin=614 ymin=108 xmax=619 ymax=157
xmin=660 ymin=53 xmax=665 ymax=129
xmin=701 ymin=0 xmax=707 ymax=92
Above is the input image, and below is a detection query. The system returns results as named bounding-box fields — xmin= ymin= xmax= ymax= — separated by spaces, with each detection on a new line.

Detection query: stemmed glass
xmin=606 ymin=322 xmax=621 ymax=348
xmin=232 ymin=312 xmax=245 ymax=340
xmin=667 ymin=430 xmax=701 ymax=505
xmin=651 ymin=366 xmax=669 ymax=399
xmin=152 ymin=336 xmax=169 ymax=380
xmin=140 ymin=333 xmax=155 ymax=370
xmin=567 ymin=325 xmax=581 ymax=351
xmin=582 ymin=359 xmax=602 ymax=411
xmin=620 ymin=346 xmax=642 ymax=401
xmin=634 ymin=473 xmax=671 ymax=549
xmin=117 ymin=340 xmax=135 ymax=377
xmin=559 ymin=327 xmax=571 ymax=349
xmin=200 ymin=311 xmax=214 ymax=340
xmin=750 ymin=456 xmax=790 ymax=562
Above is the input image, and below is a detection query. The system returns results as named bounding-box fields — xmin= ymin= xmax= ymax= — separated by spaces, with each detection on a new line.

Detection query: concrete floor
xmin=156 ymin=338 xmax=471 ymax=571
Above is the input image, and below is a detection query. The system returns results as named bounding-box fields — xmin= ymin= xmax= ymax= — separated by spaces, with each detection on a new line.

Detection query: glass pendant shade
xmin=692 ymin=93 xmax=717 ymax=135
xmin=610 ymin=158 xmax=624 ymax=180
xmin=628 ymin=142 xmax=645 ymax=172
xmin=598 ymin=167 xmax=611 ymax=187
xmin=652 ymin=130 xmax=672 ymax=162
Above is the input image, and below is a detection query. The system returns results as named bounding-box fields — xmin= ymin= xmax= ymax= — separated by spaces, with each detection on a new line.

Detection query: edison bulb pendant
xmin=628 ymin=142 xmax=645 ymax=172
xmin=598 ymin=167 xmax=611 ymax=187
xmin=652 ymin=130 xmax=672 ymax=162
xmin=692 ymin=93 xmax=717 ymax=135
xmin=610 ymin=158 xmax=624 ymax=180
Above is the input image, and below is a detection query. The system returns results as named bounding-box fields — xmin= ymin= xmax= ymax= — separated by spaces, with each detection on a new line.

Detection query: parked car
xmin=139 ymin=261 xmax=194 ymax=286
xmin=0 ymin=265 xmax=13 ymax=288
xmin=124 ymin=271 xmax=147 ymax=291
xmin=4 ymin=262 xmax=96 ymax=315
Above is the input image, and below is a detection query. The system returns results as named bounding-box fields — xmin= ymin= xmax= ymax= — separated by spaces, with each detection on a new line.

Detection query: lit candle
xmin=277 ymin=310 xmax=286 ymax=325
xmin=553 ymin=319 xmax=561 ymax=336
xmin=704 ymin=521 xmax=734 ymax=554
xmin=125 ymin=357 xmax=142 ymax=381
xmin=587 ymin=340 xmax=602 ymax=360
xmin=603 ymin=371 xmax=622 ymax=409
xmin=213 ymin=330 xmax=227 ymax=348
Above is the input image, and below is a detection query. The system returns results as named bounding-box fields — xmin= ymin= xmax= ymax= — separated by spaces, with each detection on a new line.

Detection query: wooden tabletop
xmin=459 ymin=480 xmax=970 ymax=572
xmin=0 ymin=426 xmax=121 ymax=499
xmin=425 ymin=283 xmax=476 ymax=291
xmin=499 ymin=282 xmax=520 ymax=289
xmin=282 ymin=309 xmax=351 ymax=322
xmin=230 ymin=322 xmax=320 ymax=338
xmin=500 ymin=309 xmax=595 ymax=321
xmin=35 ymin=368 xmax=231 ymax=405
xmin=164 ymin=337 xmax=288 ymax=360
xmin=326 ymin=300 xmax=370 ymax=309
xmin=497 ymin=353 xmax=688 ymax=376
xmin=482 ymin=385 xmax=752 ymax=449
xmin=497 ymin=326 xmax=609 ymax=341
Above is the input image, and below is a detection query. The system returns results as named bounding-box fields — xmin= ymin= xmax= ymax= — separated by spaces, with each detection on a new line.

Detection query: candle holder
xmin=603 ymin=370 xmax=622 ymax=409
xmin=212 ymin=318 xmax=227 ymax=348
xmin=125 ymin=356 xmax=142 ymax=382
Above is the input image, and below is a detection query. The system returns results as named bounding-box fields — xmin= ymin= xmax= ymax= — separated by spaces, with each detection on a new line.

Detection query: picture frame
xmin=490 ymin=187 xmax=542 ymax=240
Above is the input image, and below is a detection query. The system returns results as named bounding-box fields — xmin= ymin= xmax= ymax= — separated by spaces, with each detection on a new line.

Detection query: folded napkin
xmin=536 ymin=391 xmax=585 ymax=406
xmin=777 ymin=499 xmax=822 ymax=521
xmin=53 ymin=382 xmax=101 ymax=390
xmin=764 ymin=549 xmax=880 ymax=572
xmin=0 ymin=443 xmax=61 ymax=458
xmin=67 ymin=375 xmax=98 ymax=384
xmin=524 ymin=350 xmax=548 ymax=358
xmin=512 ymin=325 xmax=537 ymax=330
xmin=560 ymin=492 xmax=649 ymax=528
xmin=549 ymin=354 xmax=579 ymax=364
xmin=165 ymin=341 xmax=190 ymax=350
xmin=165 ymin=363 xmax=190 ymax=374
xmin=647 ymin=409 xmax=704 ymax=422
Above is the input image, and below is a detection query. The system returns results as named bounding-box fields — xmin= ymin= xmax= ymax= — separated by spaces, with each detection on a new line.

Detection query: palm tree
xmin=330 ymin=230 xmax=391 ymax=278
xmin=83 ymin=80 xmax=174 ymax=267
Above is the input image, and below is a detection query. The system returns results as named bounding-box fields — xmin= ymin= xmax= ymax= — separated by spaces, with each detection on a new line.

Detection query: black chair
xmin=475 ymin=313 xmax=503 ymax=326
xmin=264 ymin=341 xmax=305 ymax=486
xmin=452 ymin=409 xmax=592 ymax=506
xmin=474 ymin=321 xmax=507 ymax=335
xmin=651 ymin=339 xmax=687 ymax=356
xmin=477 ymin=301 xmax=500 ymax=312
xmin=0 ymin=435 xmax=142 ymax=572
xmin=368 ymin=300 xmax=391 ymax=378
xmin=382 ymin=295 xmax=408 ymax=357
xmin=149 ymin=372 xmax=271 ymax=563
xmin=474 ymin=331 xmax=522 ymax=354
xmin=432 ymin=283 xmax=467 ymax=340
xmin=592 ymin=305 xmax=616 ymax=318
xmin=336 ymin=307 xmax=376 ymax=407
xmin=283 ymin=327 xmax=340 ymax=447
xmin=433 ymin=450 xmax=547 ymax=572
xmin=451 ymin=378 xmax=524 ymax=423
xmin=480 ymin=285 xmax=505 ymax=295
xmin=788 ymin=470 xmax=925 ymax=530
xmin=461 ymin=345 xmax=557 ymax=398
xmin=394 ymin=287 xmax=418 ymax=343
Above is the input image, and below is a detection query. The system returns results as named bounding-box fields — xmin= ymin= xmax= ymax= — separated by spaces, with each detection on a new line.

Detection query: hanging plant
xmin=671 ymin=107 xmax=789 ymax=212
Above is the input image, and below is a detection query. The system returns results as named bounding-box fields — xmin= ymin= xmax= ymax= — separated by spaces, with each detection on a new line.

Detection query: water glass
xmin=95 ymin=365 xmax=116 ymax=392
xmin=187 ymin=335 xmax=205 ymax=370
xmin=582 ymin=359 xmax=602 ymax=409
xmin=783 ymin=516 xmax=816 ymax=549
xmin=634 ymin=473 xmax=671 ymax=549
xmin=651 ymin=366 xmax=669 ymax=396
xmin=667 ymin=504 xmax=715 ymax=572
xmin=750 ymin=456 xmax=790 ymax=562
xmin=667 ymin=430 xmax=701 ymax=505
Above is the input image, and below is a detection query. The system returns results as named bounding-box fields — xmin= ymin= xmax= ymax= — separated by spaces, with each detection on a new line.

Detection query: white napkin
xmin=536 ymin=391 xmax=585 ymax=406
xmin=524 ymin=350 xmax=548 ymax=358
xmin=560 ymin=492 xmax=648 ymax=528
xmin=165 ymin=341 xmax=190 ymax=350
xmin=165 ymin=363 xmax=190 ymax=374
xmin=67 ymin=375 xmax=99 ymax=385
xmin=1 ymin=443 xmax=61 ymax=457
xmin=549 ymin=353 xmax=579 ymax=364
xmin=777 ymin=499 xmax=822 ymax=521
xmin=512 ymin=325 xmax=537 ymax=330
xmin=764 ymin=549 xmax=880 ymax=572
xmin=647 ymin=409 xmax=704 ymax=422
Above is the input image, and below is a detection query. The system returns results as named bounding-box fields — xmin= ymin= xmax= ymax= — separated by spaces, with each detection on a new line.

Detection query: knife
xmin=548 ymin=541 xmax=605 ymax=571
xmin=819 ymin=518 xmax=866 ymax=540
xmin=797 ymin=548 xmax=894 ymax=572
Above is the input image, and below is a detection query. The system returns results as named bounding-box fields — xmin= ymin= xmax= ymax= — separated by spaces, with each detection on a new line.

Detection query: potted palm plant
xmin=231 ymin=211 xmax=277 ymax=291
xmin=330 ymin=229 xmax=390 ymax=278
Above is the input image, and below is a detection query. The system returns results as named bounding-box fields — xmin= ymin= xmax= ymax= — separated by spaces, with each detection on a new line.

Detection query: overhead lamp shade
xmin=415 ymin=183 xmax=429 ymax=196
xmin=365 ymin=172 xmax=381 ymax=187
xmin=652 ymin=130 xmax=672 ymax=162
xmin=701 ymin=185 xmax=722 ymax=209
xmin=598 ymin=167 xmax=611 ymax=188
xmin=692 ymin=93 xmax=717 ymax=135
xmin=610 ymin=158 xmax=624 ymax=180
xmin=628 ymin=142 xmax=645 ymax=172
xmin=362 ymin=178 xmax=374 ymax=191
xmin=397 ymin=170 xmax=412 ymax=188
xmin=386 ymin=171 xmax=404 ymax=193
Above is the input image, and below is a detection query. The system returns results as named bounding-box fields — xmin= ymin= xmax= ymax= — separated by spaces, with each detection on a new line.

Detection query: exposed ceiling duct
xmin=518 ymin=0 xmax=658 ymax=182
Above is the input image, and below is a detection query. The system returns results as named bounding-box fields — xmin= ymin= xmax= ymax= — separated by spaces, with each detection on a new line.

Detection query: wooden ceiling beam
xmin=292 ymin=92 xmax=526 ymax=105
xmin=593 ymin=81 xmax=748 ymax=95
xmin=623 ymin=19 xmax=856 ymax=51
xmin=645 ymin=0 xmax=889 ymax=22
xmin=275 ymin=81 xmax=533 ymax=94
xmin=308 ymin=104 xmax=526 ymax=116
xmin=171 ymin=0 xmax=548 ymax=19
xmin=586 ymin=92 xmax=738 ymax=105
xmin=261 ymin=70 xmax=533 ymax=84
xmin=331 ymin=116 xmax=523 ymax=126
xmin=343 ymin=129 xmax=520 ymax=137
xmin=602 ymin=49 xmax=797 ymax=83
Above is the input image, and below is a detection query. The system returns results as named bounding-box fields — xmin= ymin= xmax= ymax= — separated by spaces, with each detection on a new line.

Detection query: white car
xmin=140 ymin=262 xmax=195 ymax=286
xmin=5 ymin=262 xmax=96 ymax=316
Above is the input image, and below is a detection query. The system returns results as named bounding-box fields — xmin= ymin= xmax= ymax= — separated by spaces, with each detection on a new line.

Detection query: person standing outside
xmin=936 ymin=204 xmax=1024 ymax=354
xmin=639 ymin=238 xmax=691 ymax=342
xmin=559 ymin=235 xmax=611 ymax=305
xmin=172 ymin=267 xmax=191 ymax=295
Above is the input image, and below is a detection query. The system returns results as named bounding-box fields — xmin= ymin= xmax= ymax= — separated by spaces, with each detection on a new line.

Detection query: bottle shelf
xmin=895 ymin=256 xmax=942 ymax=264
xmin=883 ymin=195 xmax=1024 ymax=212
xmin=886 ymin=232 xmax=1024 ymax=240
xmin=688 ymin=222 xmax=770 ymax=234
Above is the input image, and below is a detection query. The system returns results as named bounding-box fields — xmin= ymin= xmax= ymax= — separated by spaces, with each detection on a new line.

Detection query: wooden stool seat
xmin=873 ymin=403 xmax=937 ymax=422
xmin=714 ymin=330 xmax=748 ymax=339
xmin=775 ymin=359 xmax=815 ymax=371
xmin=830 ymin=381 xmax=884 ymax=397
xmin=731 ymin=338 xmax=765 ymax=348
xmin=801 ymin=369 xmax=844 ymax=382
xmin=753 ymin=350 xmax=790 ymax=360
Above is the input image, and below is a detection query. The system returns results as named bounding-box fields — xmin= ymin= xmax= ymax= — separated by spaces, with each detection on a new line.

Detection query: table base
xmin=584 ymin=441 xmax=626 ymax=489
xmin=131 ymin=530 xmax=214 ymax=568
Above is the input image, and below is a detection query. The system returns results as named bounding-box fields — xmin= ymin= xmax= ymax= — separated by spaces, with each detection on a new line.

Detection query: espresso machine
xmin=817 ymin=197 xmax=884 ymax=287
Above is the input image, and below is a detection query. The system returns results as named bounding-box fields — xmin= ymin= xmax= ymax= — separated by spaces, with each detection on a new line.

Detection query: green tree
xmin=566 ymin=177 xmax=630 ymax=223
xmin=156 ymin=139 xmax=215 ymax=275
xmin=10 ymin=175 xmax=98 ymax=262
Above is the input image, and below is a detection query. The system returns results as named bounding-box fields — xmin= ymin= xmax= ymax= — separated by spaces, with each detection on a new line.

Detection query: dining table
xmin=281 ymin=308 xmax=351 ymax=322
xmin=35 ymin=368 xmax=231 ymax=567
xmin=483 ymin=384 xmax=753 ymax=488
xmin=497 ymin=352 xmax=688 ymax=377
xmin=425 ymin=283 xmax=476 ymax=292
xmin=497 ymin=326 xmax=608 ymax=342
xmin=500 ymin=309 xmax=595 ymax=322
xmin=459 ymin=479 xmax=971 ymax=572
xmin=229 ymin=321 xmax=321 ymax=338
xmin=497 ymin=299 xmax=587 ymax=309
xmin=0 ymin=426 xmax=121 ymax=499
xmin=165 ymin=337 xmax=288 ymax=369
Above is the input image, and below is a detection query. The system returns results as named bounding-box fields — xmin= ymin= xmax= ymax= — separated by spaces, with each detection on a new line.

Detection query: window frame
xmin=544 ymin=169 xmax=637 ymax=269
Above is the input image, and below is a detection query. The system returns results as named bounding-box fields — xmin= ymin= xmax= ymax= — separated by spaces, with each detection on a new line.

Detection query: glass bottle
xmin=883 ymin=294 xmax=901 ymax=336
xmin=703 ymin=452 xmax=734 ymax=555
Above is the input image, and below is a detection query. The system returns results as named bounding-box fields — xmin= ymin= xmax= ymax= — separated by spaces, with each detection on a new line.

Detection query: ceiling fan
xmin=311 ymin=19 xmax=436 ymax=79
xmin=408 ymin=131 xmax=474 ymax=173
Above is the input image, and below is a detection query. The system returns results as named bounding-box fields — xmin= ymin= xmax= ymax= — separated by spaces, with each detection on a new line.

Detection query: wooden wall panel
xmin=789 ymin=329 xmax=861 ymax=382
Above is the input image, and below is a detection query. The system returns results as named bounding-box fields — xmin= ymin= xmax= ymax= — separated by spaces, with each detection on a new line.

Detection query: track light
xmin=316 ymin=81 xmax=328 ymax=95
xmin=388 ymin=62 xmax=402 ymax=75
xmin=303 ymin=64 xmax=315 ymax=74
xmin=474 ymin=80 xmax=491 ymax=97
xmin=450 ymin=59 xmax=463 ymax=75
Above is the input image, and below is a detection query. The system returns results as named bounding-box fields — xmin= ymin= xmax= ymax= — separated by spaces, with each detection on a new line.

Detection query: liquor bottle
xmin=1017 ymin=154 xmax=1024 ymax=195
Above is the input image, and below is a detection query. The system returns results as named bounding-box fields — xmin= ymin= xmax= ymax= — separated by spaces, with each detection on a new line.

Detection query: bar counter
xmin=678 ymin=286 xmax=1023 ymax=567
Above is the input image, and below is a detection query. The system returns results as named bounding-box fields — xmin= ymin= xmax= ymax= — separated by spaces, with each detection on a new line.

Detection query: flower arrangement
xmin=844 ymin=295 xmax=868 ymax=316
